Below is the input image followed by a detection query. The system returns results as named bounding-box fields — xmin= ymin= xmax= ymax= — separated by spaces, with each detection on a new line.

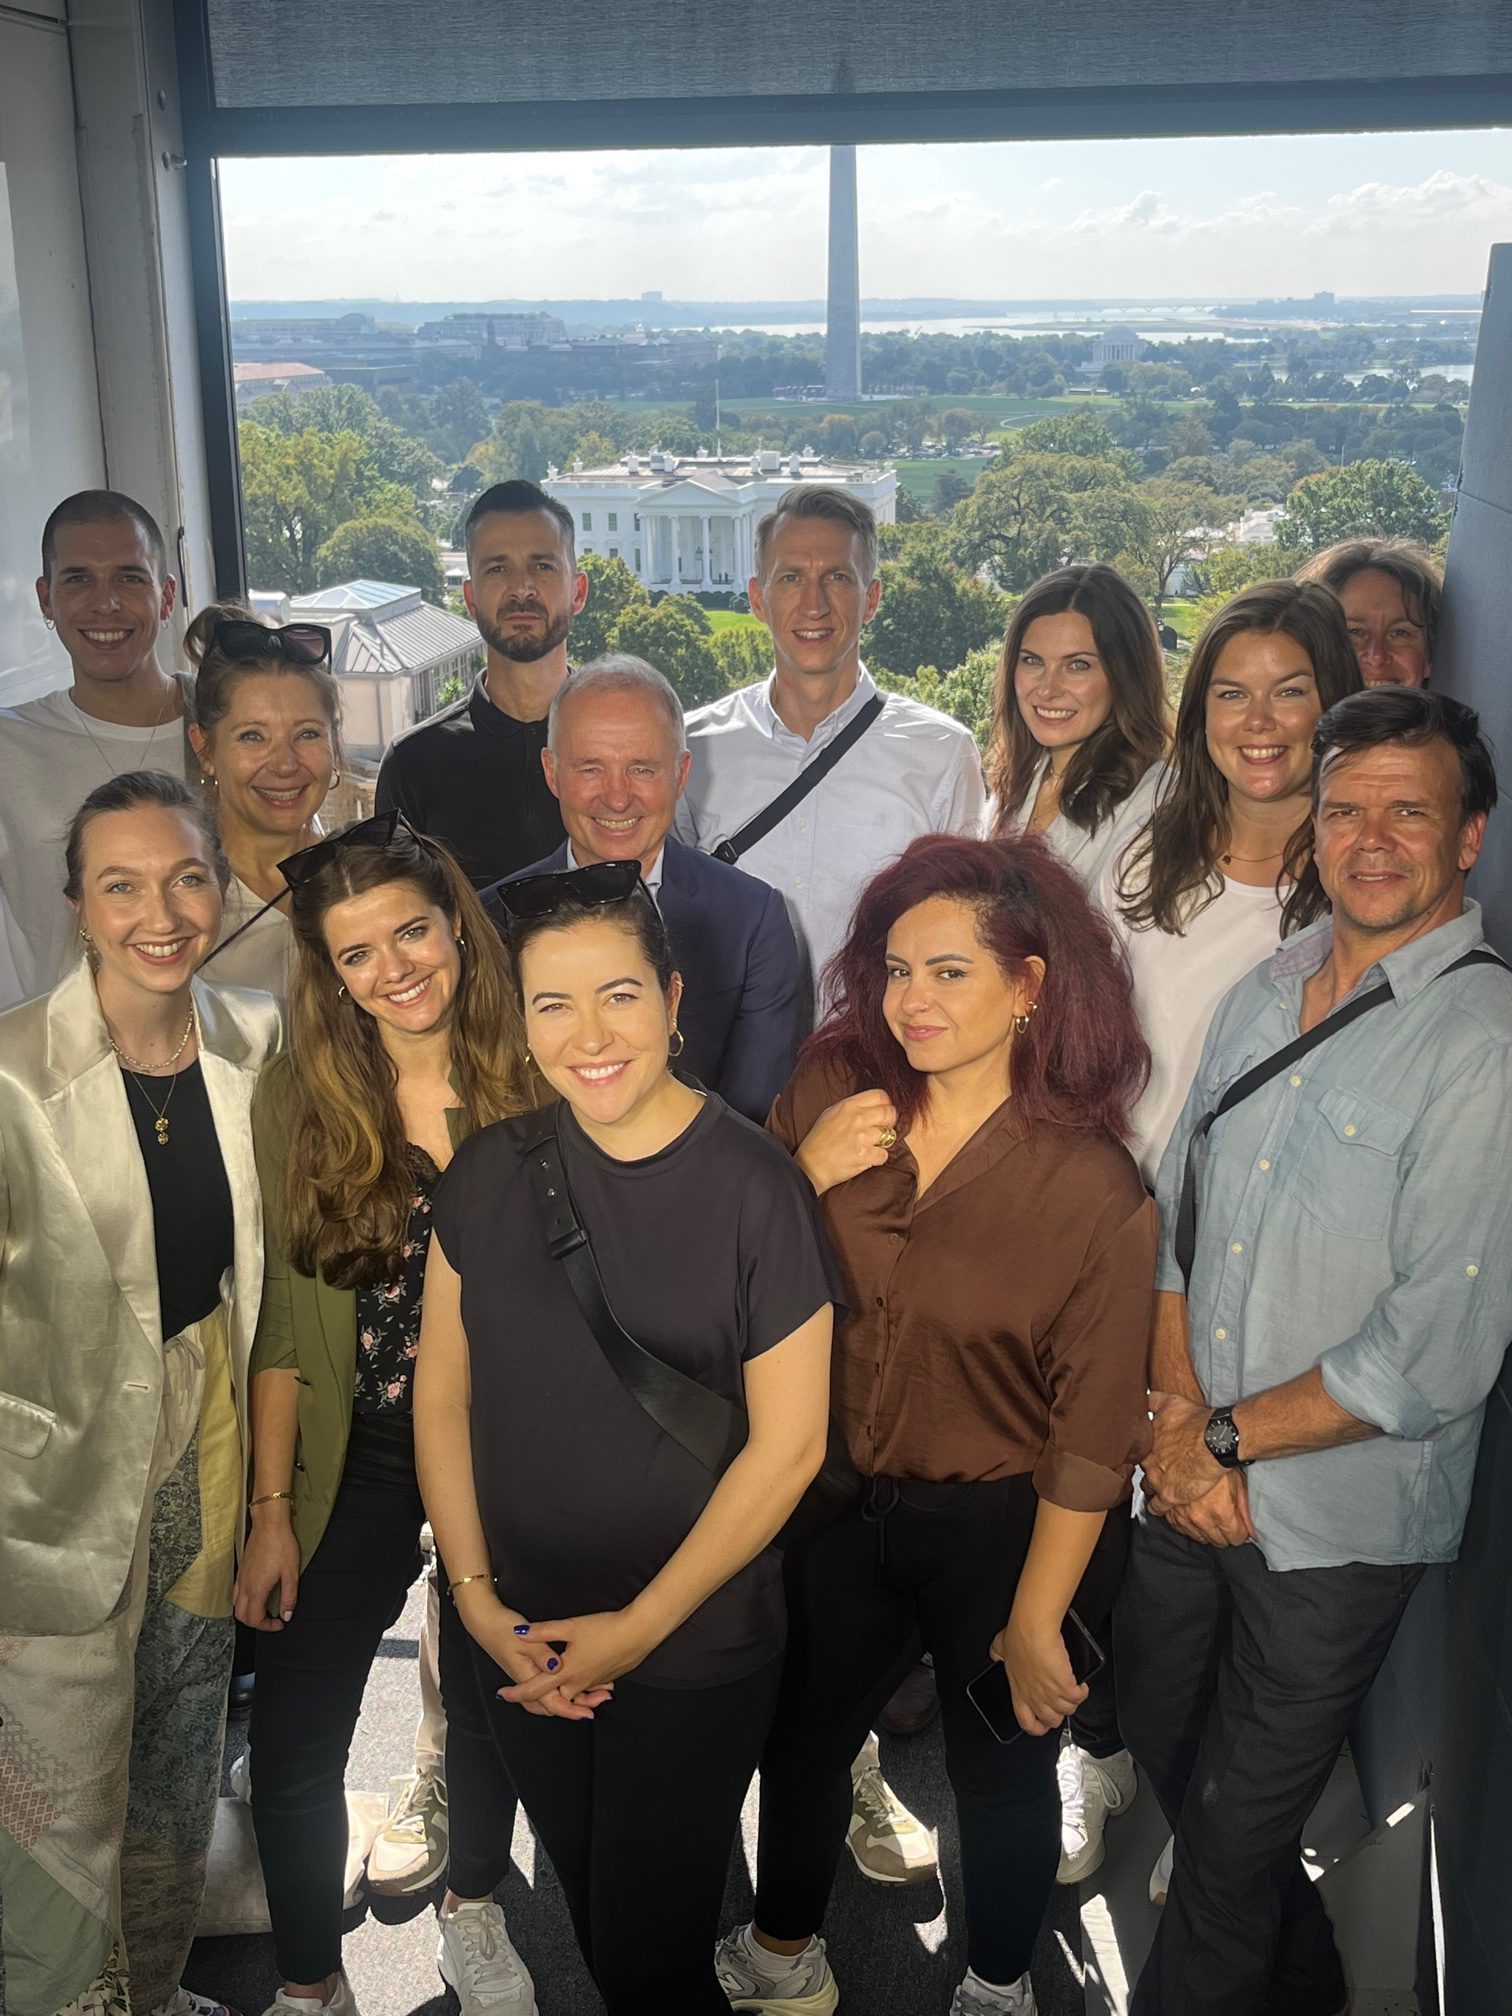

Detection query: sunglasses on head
xmin=496 ymin=859 xmax=645 ymax=921
xmin=213 ymin=618 xmax=333 ymax=667
xmin=277 ymin=808 xmax=419 ymax=892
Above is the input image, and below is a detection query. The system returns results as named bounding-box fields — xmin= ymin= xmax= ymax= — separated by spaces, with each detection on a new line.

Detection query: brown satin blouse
xmin=769 ymin=1054 xmax=1158 ymax=1511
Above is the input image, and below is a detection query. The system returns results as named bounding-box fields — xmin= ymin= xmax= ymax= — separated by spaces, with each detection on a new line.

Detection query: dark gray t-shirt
xmin=431 ymin=1090 xmax=839 ymax=1687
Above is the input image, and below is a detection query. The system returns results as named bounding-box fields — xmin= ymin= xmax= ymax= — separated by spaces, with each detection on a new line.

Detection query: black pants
xmin=476 ymin=1646 xmax=780 ymax=2015
xmin=1117 ymin=1516 xmax=1421 ymax=2016
xmin=754 ymin=1475 xmax=1129 ymax=1986
xmin=249 ymin=1413 xmax=518 ymax=1981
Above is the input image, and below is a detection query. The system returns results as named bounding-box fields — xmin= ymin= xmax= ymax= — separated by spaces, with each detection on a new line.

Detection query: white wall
xmin=0 ymin=8 xmax=108 ymax=707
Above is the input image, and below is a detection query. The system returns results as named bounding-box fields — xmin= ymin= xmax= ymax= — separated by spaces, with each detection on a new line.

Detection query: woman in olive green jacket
xmin=234 ymin=814 xmax=538 ymax=2016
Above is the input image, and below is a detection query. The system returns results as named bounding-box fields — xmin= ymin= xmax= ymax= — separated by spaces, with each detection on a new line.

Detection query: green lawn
xmin=892 ymin=456 xmax=992 ymax=505
xmin=706 ymin=608 xmax=763 ymax=633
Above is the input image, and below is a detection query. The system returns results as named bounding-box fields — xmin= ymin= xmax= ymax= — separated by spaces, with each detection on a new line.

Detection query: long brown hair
xmin=987 ymin=565 xmax=1167 ymax=837
xmin=282 ymin=825 xmax=533 ymax=1287
xmin=1116 ymin=581 xmax=1362 ymax=937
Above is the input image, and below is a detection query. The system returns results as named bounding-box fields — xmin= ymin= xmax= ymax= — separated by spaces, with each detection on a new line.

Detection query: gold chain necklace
xmin=122 ymin=1062 xmax=184 ymax=1147
xmin=108 ymin=1005 xmax=196 ymax=1074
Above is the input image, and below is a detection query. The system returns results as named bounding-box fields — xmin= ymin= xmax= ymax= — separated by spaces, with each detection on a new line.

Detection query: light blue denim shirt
xmin=1154 ymin=899 xmax=1512 ymax=1571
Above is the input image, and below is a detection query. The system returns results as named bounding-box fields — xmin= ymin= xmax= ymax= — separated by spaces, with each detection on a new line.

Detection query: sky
xmin=218 ymin=130 xmax=1512 ymax=304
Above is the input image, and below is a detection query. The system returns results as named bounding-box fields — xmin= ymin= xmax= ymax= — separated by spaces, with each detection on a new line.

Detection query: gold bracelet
xmin=249 ymin=1490 xmax=294 ymax=1507
xmin=449 ymin=1572 xmax=492 ymax=1595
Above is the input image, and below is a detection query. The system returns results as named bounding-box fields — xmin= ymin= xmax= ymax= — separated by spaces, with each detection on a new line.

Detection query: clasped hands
xmin=1142 ymin=1391 xmax=1257 ymax=1550
xmin=462 ymin=1591 xmax=660 ymax=1722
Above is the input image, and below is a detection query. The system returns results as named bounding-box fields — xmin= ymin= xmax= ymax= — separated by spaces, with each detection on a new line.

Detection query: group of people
xmin=0 ymin=472 xmax=1507 ymax=2016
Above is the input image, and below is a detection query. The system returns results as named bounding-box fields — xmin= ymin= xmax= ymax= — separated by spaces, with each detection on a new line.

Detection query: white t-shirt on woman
xmin=997 ymin=758 xmax=1165 ymax=894
xmin=1098 ymin=838 xmax=1287 ymax=1187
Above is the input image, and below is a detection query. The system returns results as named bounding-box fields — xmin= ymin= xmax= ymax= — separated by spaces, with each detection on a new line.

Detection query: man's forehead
xmin=1319 ymin=737 xmax=1456 ymax=797
xmin=470 ymin=509 xmax=570 ymax=558
xmin=764 ymin=515 xmax=867 ymax=566
xmin=51 ymin=518 xmax=158 ymax=572
xmin=558 ymin=688 xmax=676 ymax=752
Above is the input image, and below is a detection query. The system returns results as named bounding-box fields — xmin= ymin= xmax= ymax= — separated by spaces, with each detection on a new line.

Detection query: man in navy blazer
xmin=482 ymin=653 xmax=803 ymax=1122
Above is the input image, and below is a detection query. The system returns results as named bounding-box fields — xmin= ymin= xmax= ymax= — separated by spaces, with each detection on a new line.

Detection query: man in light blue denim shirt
xmin=1118 ymin=690 xmax=1512 ymax=2016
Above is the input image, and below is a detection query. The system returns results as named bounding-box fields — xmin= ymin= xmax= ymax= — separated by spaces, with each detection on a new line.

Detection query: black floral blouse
xmin=352 ymin=1148 xmax=439 ymax=1416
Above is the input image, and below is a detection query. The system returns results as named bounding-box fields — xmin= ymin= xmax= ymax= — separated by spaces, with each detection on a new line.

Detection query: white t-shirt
xmin=203 ymin=877 xmax=296 ymax=1004
xmin=0 ymin=685 xmax=192 ymax=1009
xmin=997 ymin=758 xmax=1165 ymax=893
xmin=1099 ymin=841 xmax=1286 ymax=1187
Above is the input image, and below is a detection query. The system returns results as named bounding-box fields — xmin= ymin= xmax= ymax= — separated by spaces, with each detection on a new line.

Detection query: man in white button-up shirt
xmin=675 ymin=486 xmax=986 ymax=1017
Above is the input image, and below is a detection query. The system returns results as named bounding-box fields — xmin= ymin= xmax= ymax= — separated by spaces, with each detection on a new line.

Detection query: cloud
xmin=1310 ymin=168 xmax=1512 ymax=228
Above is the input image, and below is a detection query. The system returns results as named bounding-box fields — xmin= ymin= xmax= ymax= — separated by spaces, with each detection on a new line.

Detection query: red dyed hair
xmin=809 ymin=832 xmax=1150 ymax=1142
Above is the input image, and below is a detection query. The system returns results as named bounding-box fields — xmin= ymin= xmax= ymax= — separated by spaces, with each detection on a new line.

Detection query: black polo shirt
xmin=430 ymin=1091 xmax=840 ymax=1688
xmin=375 ymin=674 xmax=567 ymax=886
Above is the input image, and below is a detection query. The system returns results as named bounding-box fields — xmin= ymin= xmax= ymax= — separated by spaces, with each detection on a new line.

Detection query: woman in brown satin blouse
xmin=717 ymin=832 xmax=1157 ymax=2016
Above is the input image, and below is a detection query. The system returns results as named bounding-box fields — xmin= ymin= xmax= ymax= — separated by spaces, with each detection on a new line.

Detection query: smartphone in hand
xmin=966 ymin=1607 xmax=1107 ymax=1746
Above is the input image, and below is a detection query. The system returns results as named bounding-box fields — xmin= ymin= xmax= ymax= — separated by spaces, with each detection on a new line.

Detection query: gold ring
xmin=877 ymin=1128 xmax=897 ymax=1149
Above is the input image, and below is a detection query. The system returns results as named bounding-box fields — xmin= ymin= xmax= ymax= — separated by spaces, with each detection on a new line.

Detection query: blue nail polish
xmin=547 ymin=1657 xmax=560 ymax=1671
xmin=513 ymin=1624 xmax=530 ymax=1636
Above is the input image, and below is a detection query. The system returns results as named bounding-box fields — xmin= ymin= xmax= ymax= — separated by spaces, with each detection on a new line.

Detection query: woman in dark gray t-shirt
xmin=416 ymin=862 xmax=837 ymax=2016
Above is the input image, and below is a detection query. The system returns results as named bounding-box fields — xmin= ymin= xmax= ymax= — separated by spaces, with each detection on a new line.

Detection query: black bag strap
xmin=712 ymin=693 xmax=885 ymax=865
xmin=510 ymin=1110 xmax=748 ymax=1478
xmin=1173 ymin=947 xmax=1505 ymax=1292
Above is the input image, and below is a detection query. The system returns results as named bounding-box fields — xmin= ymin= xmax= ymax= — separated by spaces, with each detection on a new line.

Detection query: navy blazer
xmin=483 ymin=835 xmax=803 ymax=1124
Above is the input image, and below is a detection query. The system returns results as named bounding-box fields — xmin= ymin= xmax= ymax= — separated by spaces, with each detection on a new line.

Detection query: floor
xmin=186 ymin=1567 xmax=1420 ymax=2016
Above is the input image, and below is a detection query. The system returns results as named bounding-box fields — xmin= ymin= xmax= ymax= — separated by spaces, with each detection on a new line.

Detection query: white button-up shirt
xmin=675 ymin=666 xmax=986 ymax=1012
xmin=565 ymin=837 xmax=665 ymax=901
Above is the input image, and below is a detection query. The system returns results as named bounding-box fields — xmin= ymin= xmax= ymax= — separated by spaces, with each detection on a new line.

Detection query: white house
xmin=280 ymin=579 xmax=482 ymax=759
xmin=543 ymin=450 xmax=897 ymax=593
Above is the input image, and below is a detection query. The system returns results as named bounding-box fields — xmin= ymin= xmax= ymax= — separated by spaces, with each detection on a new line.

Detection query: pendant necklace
xmin=123 ymin=1063 xmax=182 ymax=1147
xmin=110 ymin=1006 xmax=196 ymax=1147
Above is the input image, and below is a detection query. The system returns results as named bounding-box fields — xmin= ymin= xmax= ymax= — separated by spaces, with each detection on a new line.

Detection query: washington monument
xmin=826 ymin=145 xmax=861 ymax=400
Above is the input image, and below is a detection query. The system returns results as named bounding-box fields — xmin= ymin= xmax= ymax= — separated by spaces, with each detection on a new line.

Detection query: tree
xmin=427 ymin=379 xmax=491 ymax=465
xmin=711 ymin=621 xmax=772 ymax=692
xmin=314 ymin=517 xmax=444 ymax=602
xmin=815 ymin=414 xmax=860 ymax=460
xmin=571 ymin=552 xmax=649 ymax=662
xmin=937 ymin=408 xmax=980 ymax=453
xmin=859 ymin=429 xmax=888 ymax=457
xmin=608 ymin=597 xmax=724 ymax=710
xmin=569 ymin=429 xmax=619 ymax=471
xmin=864 ymin=538 xmax=1010 ymax=682
xmin=1276 ymin=460 xmax=1446 ymax=554
xmin=949 ymin=452 xmax=1143 ymax=592
xmin=250 ymin=383 xmax=441 ymax=501
xmin=932 ymin=469 xmax=974 ymax=514
xmin=1121 ymin=480 xmax=1222 ymax=622
xmin=238 ymin=421 xmax=417 ymax=594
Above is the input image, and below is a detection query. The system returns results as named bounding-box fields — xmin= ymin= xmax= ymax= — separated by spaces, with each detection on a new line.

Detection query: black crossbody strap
xmin=713 ymin=693 xmax=885 ymax=865
xmin=511 ymin=1111 xmax=748 ymax=1478
xmin=1173 ymin=947 xmax=1505 ymax=1292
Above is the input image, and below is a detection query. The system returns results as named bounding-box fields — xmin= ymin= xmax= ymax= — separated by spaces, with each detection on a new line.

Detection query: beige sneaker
xmin=846 ymin=1757 xmax=938 ymax=1885
xmin=365 ymin=1768 xmax=448 ymax=1895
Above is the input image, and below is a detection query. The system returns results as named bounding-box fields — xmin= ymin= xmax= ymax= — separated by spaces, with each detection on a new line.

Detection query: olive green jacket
xmin=249 ymin=1053 xmax=469 ymax=1569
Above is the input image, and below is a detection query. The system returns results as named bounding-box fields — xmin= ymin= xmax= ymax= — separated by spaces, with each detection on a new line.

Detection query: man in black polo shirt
xmin=376 ymin=479 xmax=588 ymax=885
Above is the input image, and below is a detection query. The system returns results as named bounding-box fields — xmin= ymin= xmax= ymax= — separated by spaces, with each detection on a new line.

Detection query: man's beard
xmin=476 ymin=604 xmax=573 ymax=664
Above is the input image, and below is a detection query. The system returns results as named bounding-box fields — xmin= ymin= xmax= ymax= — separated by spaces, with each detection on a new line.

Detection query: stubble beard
xmin=476 ymin=606 xmax=573 ymax=664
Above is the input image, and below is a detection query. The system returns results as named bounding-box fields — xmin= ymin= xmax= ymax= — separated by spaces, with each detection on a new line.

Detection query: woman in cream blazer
xmin=0 ymin=771 xmax=280 ymax=2016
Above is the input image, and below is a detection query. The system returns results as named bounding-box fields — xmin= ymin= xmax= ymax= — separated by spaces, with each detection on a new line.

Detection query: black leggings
xmin=249 ymin=1413 xmax=518 ymax=1981
xmin=754 ymin=1475 xmax=1128 ymax=1986
xmin=476 ymin=1644 xmax=781 ymax=2015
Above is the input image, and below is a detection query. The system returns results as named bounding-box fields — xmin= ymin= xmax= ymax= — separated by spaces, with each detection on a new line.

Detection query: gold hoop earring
xmin=523 ymin=1048 xmax=533 ymax=1067
xmin=337 ymin=983 xmax=349 ymax=1001
xmin=668 ymin=1027 xmax=686 ymax=1059
xmin=1013 ymin=1003 xmax=1037 ymax=1036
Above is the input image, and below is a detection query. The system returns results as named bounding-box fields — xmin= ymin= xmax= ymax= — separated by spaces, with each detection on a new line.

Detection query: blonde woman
xmin=235 ymin=814 xmax=537 ymax=2016
xmin=0 ymin=769 xmax=279 ymax=2016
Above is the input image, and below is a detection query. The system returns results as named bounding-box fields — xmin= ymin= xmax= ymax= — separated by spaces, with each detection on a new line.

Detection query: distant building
xmin=276 ymin=579 xmax=483 ymax=759
xmin=826 ymin=146 xmax=862 ymax=401
xmin=233 ymin=361 xmax=330 ymax=405
xmin=1081 ymin=331 xmax=1147 ymax=381
xmin=1229 ymin=505 xmax=1285 ymax=546
xmin=414 ymin=311 xmax=567 ymax=358
xmin=544 ymin=450 xmax=897 ymax=593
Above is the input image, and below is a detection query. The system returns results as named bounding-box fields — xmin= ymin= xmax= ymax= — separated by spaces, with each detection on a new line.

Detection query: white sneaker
xmin=1055 ymin=1743 xmax=1137 ymax=1884
xmin=259 ymin=1974 xmax=359 ymax=2016
xmin=151 ymin=1995 xmax=241 ymax=2016
xmin=949 ymin=1971 xmax=1038 ymax=2015
xmin=715 ymin=1923 xmax=840 ymax=2013
xmin=845 ymin=1758 xmax=938 ymax=1885
xmin=437 ymin=1899 xmax=537 ymax=2014
xmin=1150 ymin=1835 xmax=1175 ymax=1907
xmin=366 ymin=1768 xmax=449 ymax=1894
xmin=229 ymin=1750 xmax=251 ymax=1804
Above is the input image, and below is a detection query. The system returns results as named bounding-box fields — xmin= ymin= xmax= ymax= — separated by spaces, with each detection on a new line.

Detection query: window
xmin=634 ymin=514 xmax=641 ymax=532
xmin=635 ymin=548 xmax=642 ymax=571
xmin=582 ymin=511 xmax=593 ymax=531
xmin=609 ymin=546 xmax=619 ymax=558
xmin=608 ymin=511 xmax=619 ymax=531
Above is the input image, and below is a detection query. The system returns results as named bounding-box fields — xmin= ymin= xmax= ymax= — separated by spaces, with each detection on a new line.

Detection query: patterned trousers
xmin=0 ymin=1310 xmax=238 ymax=2016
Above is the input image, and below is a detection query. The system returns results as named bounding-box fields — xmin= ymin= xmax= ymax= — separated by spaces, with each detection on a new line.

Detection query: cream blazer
xmin=0 ymin=958 xmax=281 ymax=1636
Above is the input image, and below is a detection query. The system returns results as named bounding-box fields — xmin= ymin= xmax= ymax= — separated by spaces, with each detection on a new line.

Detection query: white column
xmin=701 ymin=514 xmax=713 ymax=590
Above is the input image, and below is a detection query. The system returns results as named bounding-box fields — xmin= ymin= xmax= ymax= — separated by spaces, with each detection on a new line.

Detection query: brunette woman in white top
xmin=1100 ymin=580 xmax=1363 ymax=1187
xmin=988 ymin=564 xmax=1167 ymax=890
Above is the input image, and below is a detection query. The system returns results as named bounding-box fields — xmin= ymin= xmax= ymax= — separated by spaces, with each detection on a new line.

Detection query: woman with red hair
xmin=717 ymin=833 xmax=1157 ymax=2016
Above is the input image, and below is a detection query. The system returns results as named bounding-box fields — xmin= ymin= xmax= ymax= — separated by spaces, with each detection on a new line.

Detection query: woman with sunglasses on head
xmin=415 ymin=861 xmax=838 ymax=2016
xmin=717 ymin=833 xmax=1155 ymax=2016
xmin=186 ymin=605 xmax=340 ymax=1000
xmin=987 ymin=564 xmax=1168 ymax=889
xmin=235 ymin=815 xmax=538 ymax=2016
xmin=0 ymin=770 xmax=279 ymax=2016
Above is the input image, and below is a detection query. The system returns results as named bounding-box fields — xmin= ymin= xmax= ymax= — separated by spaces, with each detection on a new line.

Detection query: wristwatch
xmin=1204 ymin=1407 xmax=1250 ymax=1470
